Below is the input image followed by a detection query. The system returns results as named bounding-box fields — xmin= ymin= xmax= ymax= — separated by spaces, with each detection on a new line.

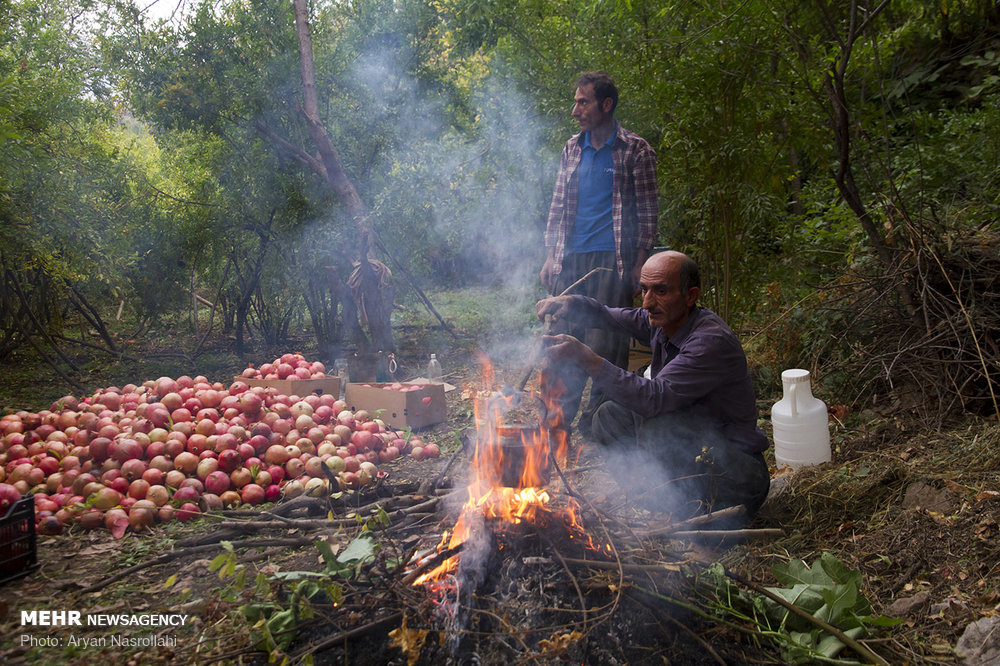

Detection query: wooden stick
xmin=667 ymin=528 xmax=783 ymax=541
xmin=518 ymin=267 xmax=613 ymax=392
xmin=638 ymin=505 xmax=748 ymax=538
xmin=77 ymin=537 xmax=314 ymax=594
xmin=289 ymin=612 xmax=403 ymax=660
xmin=400 ymin=543 xmax=464 ymax=586
xmin=559 ymin=557 xmax=685 ymax=575
xmin=555 ymin=266 xmax=614 ymax=298
xmin=433 ymin=435 xmax=469 ymax=488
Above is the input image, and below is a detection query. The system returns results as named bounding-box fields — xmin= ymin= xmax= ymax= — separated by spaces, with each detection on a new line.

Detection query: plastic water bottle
xmin=427 ymin=354 xmax=443 ymax=384
xmin=334 ymin=358 xmax=349 ymax=399
xmin=771 ymin=369 xmax=831 ymax=469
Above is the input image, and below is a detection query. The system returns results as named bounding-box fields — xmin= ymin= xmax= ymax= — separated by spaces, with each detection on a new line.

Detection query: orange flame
xmin=412 ymin=354 xmax=598 ymax=585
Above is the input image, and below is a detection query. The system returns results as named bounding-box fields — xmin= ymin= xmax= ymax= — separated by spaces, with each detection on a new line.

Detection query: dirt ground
xmin=2 ymin=350 xmax=999 ymax=665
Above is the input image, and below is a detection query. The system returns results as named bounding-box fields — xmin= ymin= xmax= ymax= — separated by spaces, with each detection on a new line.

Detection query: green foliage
xmin=703 ymin=554 xmax=901 ymax=664
xmin=233 ymin=532 xmax=379 ymax=656
xmin=3 ymin=0 xmax=1000 ymax=408
xmin=435 ymin=0 xmax=828 ymax=323
xmin=101 ymin=0 xmax=553 ymax=358
xmin=0 ymin=0 xmax=151 ymax=355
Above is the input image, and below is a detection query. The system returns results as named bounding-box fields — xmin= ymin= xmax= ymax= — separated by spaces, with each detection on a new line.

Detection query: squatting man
xmin=537 ymin=250 xmax=770 ymax=518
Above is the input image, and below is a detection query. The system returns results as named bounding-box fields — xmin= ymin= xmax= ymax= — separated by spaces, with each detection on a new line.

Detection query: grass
xmin=392 ymin=285 xmax=541 ymax=347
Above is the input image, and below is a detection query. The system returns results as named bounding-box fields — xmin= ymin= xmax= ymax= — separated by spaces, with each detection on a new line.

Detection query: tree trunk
xmin=292 ymin=0 xmax=394 ymax=353
xmin=233 ymin=242 xmax=268 ymax=355
xmin=65 ymin=281 xmax=117 ymax=353
xmin=823 ymin=0 xmax=921 ymax=326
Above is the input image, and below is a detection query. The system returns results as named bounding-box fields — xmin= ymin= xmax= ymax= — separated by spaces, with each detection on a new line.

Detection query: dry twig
xmin=77 ymin=537 xmax=314 ymax=594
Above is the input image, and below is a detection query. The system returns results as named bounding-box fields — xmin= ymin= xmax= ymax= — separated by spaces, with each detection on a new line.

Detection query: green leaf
xmin=861 ymin=614 xmax=905 ymax=628
xmin=241 ymin=602 xmax=282 ymax=622
xmin=816 ymin=583 xmax=858 ymax=626
xmin=320 ymin=580 xmax=344 ymax=605
xmin=270 ymin=571 xmax=327 ymax=581
xmin=255 ymin=572 xmax=270 ymax=595
xmin=772 ymin=558 xmax=834 ymax=586
xmin=816 ymin=625 xmax=864 ymax=659
xmin=338 ymin=534 xmax=376 ymax=564
xmin=314 ymin=540 xmax=339 ymax=569
xmin=234 ymin=567 xmax=247 ymax=589
xmin=265 ymin=608 xmax=298 ymax=649
xmin=208 ymin=552 xmax=229 ymax=573
xmin=765 ymin=583 xmax=828 ymax=617
xmin=298 ymin=580 xmax=321 ymax=601
xmin=783 ymin=629 xmax=822 ymax=662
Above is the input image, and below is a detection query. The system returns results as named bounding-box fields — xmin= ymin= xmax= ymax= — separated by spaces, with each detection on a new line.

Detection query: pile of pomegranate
xmin=0 ymin=353 xmax=440 ymax=538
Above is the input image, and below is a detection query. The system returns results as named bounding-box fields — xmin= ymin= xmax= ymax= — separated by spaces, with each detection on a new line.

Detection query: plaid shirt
xmin=545 ymin=122 xmax=658 ymax=277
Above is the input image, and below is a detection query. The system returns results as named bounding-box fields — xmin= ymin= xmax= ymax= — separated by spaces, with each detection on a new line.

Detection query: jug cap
xmin=781 ymin=368 xmax=811 ymax=383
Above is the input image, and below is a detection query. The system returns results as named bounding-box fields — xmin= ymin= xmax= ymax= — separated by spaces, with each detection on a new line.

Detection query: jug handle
xmin=789 ymin=383 xmax=798 ymax=417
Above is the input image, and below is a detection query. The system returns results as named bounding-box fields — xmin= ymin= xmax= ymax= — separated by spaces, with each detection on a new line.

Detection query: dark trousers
xmin=590 ymin=401 xmax=771 ymax=519
xmin=548 ymin=251 xmax=633 ymax=430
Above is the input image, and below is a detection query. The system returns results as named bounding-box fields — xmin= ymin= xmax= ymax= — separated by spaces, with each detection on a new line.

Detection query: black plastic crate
xmin=0 ymin=494 xmax=40 ymax=585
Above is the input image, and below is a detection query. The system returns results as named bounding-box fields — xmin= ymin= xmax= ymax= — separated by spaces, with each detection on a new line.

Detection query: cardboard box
xmin=344 ymin=382 xmax=446 ymax=429
xmin=236 ymin=376 xmax=340 ymax=398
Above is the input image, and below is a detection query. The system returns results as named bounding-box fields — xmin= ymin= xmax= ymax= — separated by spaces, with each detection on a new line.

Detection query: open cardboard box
xmin=407 ymin=377 xmax=458 ymax=392
xmin=345 ymin=382 xmax=446 ymax=429
xmin=236 ymin=376 xmax=340 ymax=397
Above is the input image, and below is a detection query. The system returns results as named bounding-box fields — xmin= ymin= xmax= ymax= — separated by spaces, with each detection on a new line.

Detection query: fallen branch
xmin=77 ymin=537 xmax=314 ymax=594
xmin=400 ymin=543 xmax=464 ymax=587
xmin=637 ymin=505 xmax=748 ymax=538
xmin=560 ymin=557 xmax=686 ymax=576
xmin=433 ymin=438 xmax=467 ymax=489
xmin=173 ymin=279 xmax=216 ymax=308
xmin=218 ymin=492 xmax=435 ymax=520
xmin=290 ymin=611 xmax=403 ymax=660
xmin=668 ymin=528 xmax=783 ymax=541
xmin=176 ymin=495 xmax=443 ymax=547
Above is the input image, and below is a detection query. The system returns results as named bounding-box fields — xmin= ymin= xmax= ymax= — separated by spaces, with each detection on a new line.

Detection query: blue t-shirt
xmin=569 ymin=129 xmax=615 ymax=254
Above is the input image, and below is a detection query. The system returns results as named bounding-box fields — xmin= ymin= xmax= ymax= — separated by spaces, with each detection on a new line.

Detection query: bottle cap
xmin=781 ymin=369 xmax=811 ymax=383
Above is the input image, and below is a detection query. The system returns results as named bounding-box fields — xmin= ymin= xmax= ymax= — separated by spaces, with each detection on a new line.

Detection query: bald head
xmin=638 ymin=251 xmax=701 ymax=335
xmin=644 ymin=251 xmax=700 ymax=293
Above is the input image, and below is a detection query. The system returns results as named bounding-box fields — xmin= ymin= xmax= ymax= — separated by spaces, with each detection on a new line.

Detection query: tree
xmin=289 ymin=0 xmax=392 ymax=353
xmin=0 ymin=0 xmax=145 ymax=385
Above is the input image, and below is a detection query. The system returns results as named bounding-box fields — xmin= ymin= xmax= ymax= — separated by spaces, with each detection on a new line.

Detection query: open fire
xmin=410 ymin=354 xmax=599 ymax=586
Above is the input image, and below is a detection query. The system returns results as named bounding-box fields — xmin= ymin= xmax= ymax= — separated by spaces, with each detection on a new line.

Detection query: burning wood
xmin=409 ymin=356 xmax=601 ymax=589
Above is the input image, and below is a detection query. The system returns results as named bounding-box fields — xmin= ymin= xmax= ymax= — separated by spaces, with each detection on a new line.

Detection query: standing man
xmin=541 ymin=71 xmax=659 ymax=433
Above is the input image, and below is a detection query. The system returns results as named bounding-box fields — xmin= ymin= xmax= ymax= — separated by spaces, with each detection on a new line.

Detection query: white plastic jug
xmin=771 ymin=369 xmax=831 ymax=469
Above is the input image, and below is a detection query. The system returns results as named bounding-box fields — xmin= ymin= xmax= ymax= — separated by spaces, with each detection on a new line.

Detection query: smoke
xmin=591 ymin=406 xmax=744 ymax=522
xmin=343 ymin=45 xmax=558 ymax=298
xmin=322 ymin=36 xmax=759 ymax=529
